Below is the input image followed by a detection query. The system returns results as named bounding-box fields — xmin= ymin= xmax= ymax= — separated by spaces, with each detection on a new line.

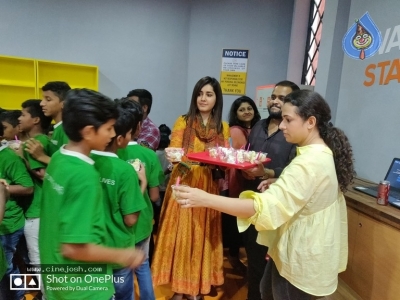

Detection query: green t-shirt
xmin=50 ymin=121 xmax=69 ymax=151
xmin=23 ymin=134 xmax=53 ymax=218
xmin=39 ymin=147 xmax=114 ymax=300
xmin=117 ymin=142 xmax=164 ymax=243
xmin=0 ymin=144 xmax=33 ymax=234
xmin=91 ymin=151 xmax=147 ymax=251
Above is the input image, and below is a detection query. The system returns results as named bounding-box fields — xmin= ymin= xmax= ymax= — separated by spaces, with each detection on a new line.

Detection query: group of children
xmin=0 ymin=81 xmax=165 ymax=300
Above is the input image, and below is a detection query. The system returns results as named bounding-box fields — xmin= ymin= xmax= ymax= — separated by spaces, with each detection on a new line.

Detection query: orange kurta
xmin=152 ymin=116 xmax=229 ymax=295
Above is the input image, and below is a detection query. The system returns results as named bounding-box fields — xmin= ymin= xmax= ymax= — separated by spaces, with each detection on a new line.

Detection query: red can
xmin=377 ymin=180 xmax=390 ymax=205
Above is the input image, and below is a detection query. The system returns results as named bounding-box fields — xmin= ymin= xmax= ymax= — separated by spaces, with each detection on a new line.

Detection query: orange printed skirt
xmin=151 ymin=164 xmax=224 ymax=295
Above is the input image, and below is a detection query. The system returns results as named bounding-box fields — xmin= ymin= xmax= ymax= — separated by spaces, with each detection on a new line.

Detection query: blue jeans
xmin=134 ymin=236 xmax=155 ymax=300
xmin=0 ymin=228 xmax=25 ymax=300
xmin=261 ymin=258 xmax=315 ymax=300
xmin=113 ymin=267 xmax=134 ymax=300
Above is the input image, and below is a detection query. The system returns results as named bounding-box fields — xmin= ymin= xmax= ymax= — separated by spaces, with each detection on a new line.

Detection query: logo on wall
xmin=342 ymin=12 xmax=382 ymax=60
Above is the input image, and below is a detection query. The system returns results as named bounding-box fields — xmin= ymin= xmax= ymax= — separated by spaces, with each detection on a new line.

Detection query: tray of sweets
xmin=187 ymin=147 xmax=271 ymax=170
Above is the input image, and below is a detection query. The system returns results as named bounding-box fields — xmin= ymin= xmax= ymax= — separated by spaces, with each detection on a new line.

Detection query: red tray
xmin=187 ymin=151 xmax=271 ymax=170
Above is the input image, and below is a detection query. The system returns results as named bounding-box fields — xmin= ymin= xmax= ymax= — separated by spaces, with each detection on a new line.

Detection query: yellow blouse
xmin=238 ymin=144 xmax=348 ymax=296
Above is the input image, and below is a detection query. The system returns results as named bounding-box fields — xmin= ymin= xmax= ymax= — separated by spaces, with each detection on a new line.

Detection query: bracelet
xmin=259 ymin=168 xmax=269 ymax=180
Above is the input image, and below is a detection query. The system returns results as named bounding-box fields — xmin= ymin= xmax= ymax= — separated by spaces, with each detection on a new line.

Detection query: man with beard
xmin=241 ymin=80 xmax=300 ymax=300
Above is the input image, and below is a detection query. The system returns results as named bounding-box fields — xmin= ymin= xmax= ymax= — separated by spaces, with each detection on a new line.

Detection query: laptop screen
xmin=385 ymin=158 xmax=400 ymax=190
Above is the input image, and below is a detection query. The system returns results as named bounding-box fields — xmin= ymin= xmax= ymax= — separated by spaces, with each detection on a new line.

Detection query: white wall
xmin=186 ymin=0 xmax=295 ymax=121
xmin=0 ymin=0 xmax=295 ymax=128
xmin=317 ymin=0 xmax=400 ymax=182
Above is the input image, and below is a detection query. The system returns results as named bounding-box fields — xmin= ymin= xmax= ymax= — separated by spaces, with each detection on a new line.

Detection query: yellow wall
xmin=0 ymin=55 xmax=98 ymax=110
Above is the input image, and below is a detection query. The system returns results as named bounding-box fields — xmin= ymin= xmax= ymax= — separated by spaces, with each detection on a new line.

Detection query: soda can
xmin=377 ymin=180 xmax=390 ymax=205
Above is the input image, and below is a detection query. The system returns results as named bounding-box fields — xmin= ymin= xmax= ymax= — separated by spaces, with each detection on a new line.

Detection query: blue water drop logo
xmin=342 ymin=12 xmax=382 ymax=60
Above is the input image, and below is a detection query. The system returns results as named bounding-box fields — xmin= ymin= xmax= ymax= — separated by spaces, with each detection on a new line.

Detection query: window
xmin=301 ymin=0 xmax=325 ymax=86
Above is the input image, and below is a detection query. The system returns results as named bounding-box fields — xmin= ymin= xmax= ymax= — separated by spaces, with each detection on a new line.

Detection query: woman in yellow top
xmin=174 ymin=90 xmax=354 ymax=300
xmin=152 ymin=77 xmax=230 ymax=300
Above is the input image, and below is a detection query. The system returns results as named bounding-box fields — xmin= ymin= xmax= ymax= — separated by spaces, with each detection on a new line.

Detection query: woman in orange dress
xmin=152 ymin=76 xmax=229 ymax=300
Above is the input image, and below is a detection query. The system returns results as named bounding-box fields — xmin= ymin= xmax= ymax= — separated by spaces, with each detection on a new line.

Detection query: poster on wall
xmin=255 ymin=84 xmax=274 ymax=119
xmin=220 ymin=49 xmax=248 ymax=95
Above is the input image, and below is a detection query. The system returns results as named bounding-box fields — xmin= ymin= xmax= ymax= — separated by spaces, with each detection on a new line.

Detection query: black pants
xmin=243 ymin=224 xmax=268 ymax=300
xmin=261 ymin=258 xmax=315 ymax=300
xmin=221 ymin=213 xmax=243 ymax=256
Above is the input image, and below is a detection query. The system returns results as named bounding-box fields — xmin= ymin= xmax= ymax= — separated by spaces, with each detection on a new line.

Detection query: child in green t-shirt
xmin=0 ymin=180 xmax=9 ymax=281
xmin=117 ymin=100 xmax=164 ymax=300
xmin=39 ymin=89 xmax=144 ymax=300
xmin=0 ymin=110 xmax=28 ymax=141
xmin=24 ymin=81 xmax=71 ymax=165
xmin=18 ymin=100 xmax=53 ymax=264
xmin=91 ymin=98 xmax=147 ymax=300
xmin=0 ymin=142 xmax=34 ymax=300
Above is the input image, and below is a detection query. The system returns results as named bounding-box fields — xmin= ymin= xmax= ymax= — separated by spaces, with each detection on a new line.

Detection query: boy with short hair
xmin=91 ymin=98 xmax=147 ymax=300
xmin=0 ymin=110 xmax=26 ymax=141
xmin=0 ymin=140 xmax=34 ymax=300
xmin=24 ymin=81 xmax=71 ymax=164
xmin=39 ymin=89 xmax=144 ymax=300
xmin=18 ymin=99 xmax=53 ymax=269
xmin=41 ymin=81 xmax=71 ymax=148
xmin=117 ymin=100 xmax=164 ymax=300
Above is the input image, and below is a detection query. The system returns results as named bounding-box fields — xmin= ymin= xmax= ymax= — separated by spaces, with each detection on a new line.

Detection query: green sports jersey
xmin=50 ymin=121 xmax=69 ymax=151
xmin=23 ymin=134 xmax=53 ymax=218
xmin=39 ymin=147 xmax=114 ymax=300
xmin=91 ymin=151 xmax=147 ymax=255
xmin=0 ymin=144 xmax=33 ymax=234
xmin=117 ymin=141 xmax=164 ymax=243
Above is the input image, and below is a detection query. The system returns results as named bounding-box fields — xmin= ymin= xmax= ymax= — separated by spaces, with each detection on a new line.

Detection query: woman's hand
xmin=242 ymin=161 xmax=265 ymax=179
xmin=173 ymin=185 xmax=211 ymax=208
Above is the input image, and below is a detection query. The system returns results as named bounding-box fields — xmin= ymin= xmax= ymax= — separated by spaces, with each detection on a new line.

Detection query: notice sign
xmin=220 ymin=49 xmax=249 ymax=95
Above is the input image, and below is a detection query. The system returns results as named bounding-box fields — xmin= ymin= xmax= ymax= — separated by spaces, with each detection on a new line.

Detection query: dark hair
xmin=126 ymin=89 xmax=153 ymax=115
xmin=185 ymin=76 xmax=223 ymax=133
xmin=42 ymin=81 xmax=71 ymax=101
xmin=228 ymin=96 xmax=261 ymax=128
xmin=274 ymin=80 xmax=300 ymax=91
xmin=21 ymin=99 xmax=52 ymax=132
xmin=284 ymin=90 xmax=354 ymax=192
xmin=158 ymin=124 xmax=171 ymax=149
xmin=62 ymin=89 xmax=118 ymax=142
xmin=0 ymin=110 xmax=21 ymax=127
xmin=114 ymin=98 xmax=143 ymax=138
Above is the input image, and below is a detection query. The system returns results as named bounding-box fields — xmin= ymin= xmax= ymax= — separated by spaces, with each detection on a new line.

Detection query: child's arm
xmin=0 ymin=179 xmax=9 ymax=222
xmin=32 ymin=168 xmax=46 ymax=181
xmin=123 ymin=212 xmax=140 ymax=227
xmin=61 ymin=243 xmax=144 ymax=269
xmin=8 ymin=185 xmax=33 ymax=196
xmin=149 ymin=186 xmax=160 ymax=202
xmin=135 ymin=163 xmax=148 ymax=194
xmin=24 ymin=139 xmax=51 ymax=165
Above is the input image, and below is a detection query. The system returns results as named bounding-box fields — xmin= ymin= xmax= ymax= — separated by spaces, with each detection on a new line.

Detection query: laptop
xmin=353 ymin=158 xmax=400 ymax=208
